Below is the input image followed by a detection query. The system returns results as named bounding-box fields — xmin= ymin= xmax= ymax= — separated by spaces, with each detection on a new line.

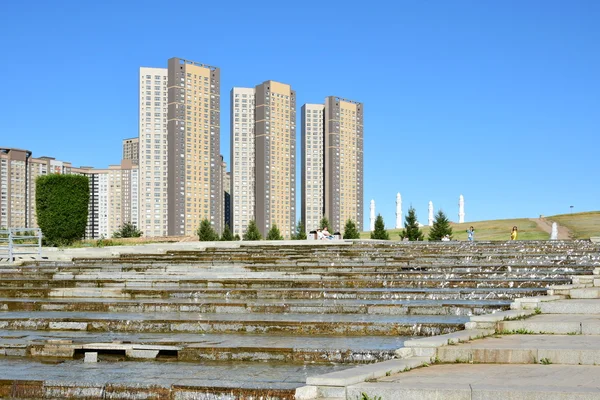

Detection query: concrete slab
xmin=437 ymin=334 xmax=600 ymax=365
xmin=306 ymin=357 xmax=430 ymax=386
xmin=541 ymin=299 xmax=600 ymax=314
xmin=350 ymin=364 xmax=600 ymax=400
xmin=403 ymin=329 xmax=494 ymax=348
xmin=498 ymin=314 xmax=600 ymax=335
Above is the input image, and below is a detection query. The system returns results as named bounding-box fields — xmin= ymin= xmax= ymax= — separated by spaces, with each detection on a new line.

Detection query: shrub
xmin=343 ymin=219 xmax=361 ymax=239
xmin=400 ymin=206 xmax=424 ymax=241
xmin=370 ymin=214 xmax=389 ymax=240
xmin=266 ymin=223 xmax=283 ymax=240
xmin=243 ymin=220 xmax=262 ymax=241
xmin=197 ymin=219 xmax=218 ymax=241
xmin=36 ymin=174 xmax=89 ymax=246
xmin=112 ymin=222 xmax=142 ymax=238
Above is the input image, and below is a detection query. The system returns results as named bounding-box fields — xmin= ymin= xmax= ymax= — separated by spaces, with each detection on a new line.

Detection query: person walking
xmin=510 ymin=226 xmax=518 ymax=241
xmin=466 ymin=226 xmax=475 ymax=241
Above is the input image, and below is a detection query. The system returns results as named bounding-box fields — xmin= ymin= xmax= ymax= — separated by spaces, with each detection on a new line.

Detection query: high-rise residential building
xmin=301 ymin=97 xmax=364 ymax=234
xmin=301 ymin=104 xmax=325 ymax=232
xmin=254 ymin=81 xmax=296 ymax=238
xmin=230 ymin=87 xmax=255 ymax=237
xmin=72 ymin=166 xmax=110 ymax=239
xmin=167 ymin=57 xmax=222 ymax=236
xmin=223 ymin=170 xmax=231 ymax=231
xmin=73 ymin=160 xmax=139 ymax=239
xmin=122 ymin=137 xmax=139 ymax=165
xmin=324 ymin=96 xmax=363 ymax=233
xmin=139 ymin=67 xmax=168 ymax=237
xmin=1 ymin=148 xmax=75 ymax=229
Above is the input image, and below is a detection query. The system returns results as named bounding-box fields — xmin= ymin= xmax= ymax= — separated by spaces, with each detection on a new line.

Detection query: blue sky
xmin=1 ymin=0 xmax=599 ymax=228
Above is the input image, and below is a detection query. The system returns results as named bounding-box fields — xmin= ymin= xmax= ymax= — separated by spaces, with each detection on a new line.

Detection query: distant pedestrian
xmin=466 ymin=226 xmax=475 ymax=241
xmin=510 ymin=226 xmax=518 ymax=241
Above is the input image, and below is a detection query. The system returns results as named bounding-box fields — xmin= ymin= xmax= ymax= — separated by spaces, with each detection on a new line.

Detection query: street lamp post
xmin=570 ymin=205 xmax=574 ymax=214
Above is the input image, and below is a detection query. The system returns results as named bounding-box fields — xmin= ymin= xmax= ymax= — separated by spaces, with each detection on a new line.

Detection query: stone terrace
xmin=0 ymin=240 xmax=598 ymax=398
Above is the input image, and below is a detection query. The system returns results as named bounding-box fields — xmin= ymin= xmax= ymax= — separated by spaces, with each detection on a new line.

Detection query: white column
xmin=428 ymin=201 xmax=434 ymax=226
xmin=395 ymin=193 xmax=402 ymax=229
xmin=459 ymin=194 xmax=465 ymax=224
xmin=370 ymin=200 xmax=375 ymax=231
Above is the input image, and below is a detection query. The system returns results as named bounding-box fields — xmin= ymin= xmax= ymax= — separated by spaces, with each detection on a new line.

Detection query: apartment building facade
xmin=230 ymin=87 xmax=256 ymax=237
xmin=301 ymin=97 xmax=364 ymax=234
xmin=167 ymin=57 xmax=223 ymax=236
xmin=122 ymin=137 xmax=139 ymax=165
xmin=254 ymin=81 xmax=296 ymax=238
xmin=139 ymin=67 xmax=168 ymax=237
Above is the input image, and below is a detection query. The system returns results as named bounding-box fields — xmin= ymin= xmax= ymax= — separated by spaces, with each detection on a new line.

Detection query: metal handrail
xmin=0 ymin=228 xmax=42 ymax=261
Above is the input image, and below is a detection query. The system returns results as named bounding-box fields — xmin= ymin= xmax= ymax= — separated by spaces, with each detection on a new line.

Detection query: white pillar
xmin=550 ymin=222 xmax=558 ymax=240
xmin=459 ymin=194 xmax=465 ymax=224
xmin=395 ymin=193 xmax=402 ymax=229
xmin=370 ymin=200 xmax=376 ymax=232
xmin=428 ymin=201 xmax=434 ymax=227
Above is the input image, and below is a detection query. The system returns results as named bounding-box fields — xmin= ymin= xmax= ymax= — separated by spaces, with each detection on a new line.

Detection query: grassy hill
xmin=360 ymin=211 xmax=600 ymax=241
xmin=547 ymin=211 xmax=600 ymax=239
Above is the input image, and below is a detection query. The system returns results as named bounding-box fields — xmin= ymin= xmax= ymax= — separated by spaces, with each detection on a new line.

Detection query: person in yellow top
xmin=510 ymin=226 xmax=518 ymax=240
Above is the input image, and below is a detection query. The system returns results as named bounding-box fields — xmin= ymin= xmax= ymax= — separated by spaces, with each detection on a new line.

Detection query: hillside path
xmin=530 ymin=217 xmax=572 ymax=240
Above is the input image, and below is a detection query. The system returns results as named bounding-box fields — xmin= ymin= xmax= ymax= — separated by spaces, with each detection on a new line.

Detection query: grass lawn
xmin=360 ymin=218 xmax=548 ymax=241
xmin=547 ymin=211 xmax=600 ymax=239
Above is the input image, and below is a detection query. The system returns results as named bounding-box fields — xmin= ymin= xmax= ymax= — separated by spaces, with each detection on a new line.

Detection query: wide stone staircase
xmin=0 ymin=240 xmax=598 ymax=399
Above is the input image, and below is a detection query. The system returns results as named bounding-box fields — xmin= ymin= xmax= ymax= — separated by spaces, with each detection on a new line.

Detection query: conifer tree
xmin=400 ymin=206 xmax=424 ymax=241
xmin=220 ymin=224 xmax=234 ymax=241
xmin=293 ymin=220 xmax=307 ymax=240
xmin=370 ymin=214 xmax=390 ymax=240
xmin=243 ymin=220 xmax=262 ymax=241
xmin=197 ymin=219 xmax=218 ymax=241
xmin=266 ymin=223 xmax=283 ymax=240
xmin=112 ymin=222 xmax=143 ymax=238
xmin=319 ymin=216 xmax=330 ymax=230
xmin=343 ymin=219 xmax=361 ymax=239
xmin=234 ymin=234 xmax=241 ymax=241
xmin=428 ymin=210 xmax=453 ymax=241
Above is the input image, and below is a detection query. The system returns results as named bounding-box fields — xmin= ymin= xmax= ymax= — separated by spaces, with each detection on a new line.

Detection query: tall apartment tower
xmin=324 ymin=97 xmax=363 ymax=232
xmin=139 ymin=67 xmax=168 ymax=237
xmin=0 ymin=148 xmax=31 ymax=228
xmin=122 ymin=137 xmax=139 ymax=165
xmin=301 ymin=104 xmax=325 ymax=232
xmin=230 ymin=87 xmax=256 ymax=237
xmin=167 ymin=57 xmax=222 ymax=236
xmin=254 ymin=81 xmax=296 ymax=238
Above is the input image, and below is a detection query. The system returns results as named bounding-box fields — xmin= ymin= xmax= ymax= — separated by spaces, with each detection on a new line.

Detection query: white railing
xmin=0 ymin=228 xmax=42 ymax=261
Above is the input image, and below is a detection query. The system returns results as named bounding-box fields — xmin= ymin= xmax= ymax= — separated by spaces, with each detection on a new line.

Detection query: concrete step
xmin=498 ymin=314 xmax=600 ymax=335
xmin=0 ymin=297 xmax=511 ymax=316
xmin=569 ymin=287 xmax=600 ymax=299
xmin=348 ymin=364 xmax=600 ymax=400
xmin=0 ymin=329 xmax=406 ymax=364
xmin=0 ymin=286 xmax=547 ymax=300
xmin=540 ymin=299 xmax=600 ymax=314
xmin=0 ymin=276 xmax=572 ymax=289
xmin=436 ymin=334 xmax=600 ymax=365
xmin=0 ymin=310 xmax=467 ymax=336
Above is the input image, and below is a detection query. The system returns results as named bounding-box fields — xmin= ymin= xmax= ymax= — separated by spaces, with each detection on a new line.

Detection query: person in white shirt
xmin=322 ymin=227 xmax=333 ymax=240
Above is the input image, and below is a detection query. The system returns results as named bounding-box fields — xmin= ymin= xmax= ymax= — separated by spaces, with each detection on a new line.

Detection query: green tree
xmin=400 ymin=206 xmax=424 ymax=241
xmin=197 ymin=219 xmax=218 ymax=241
xmin=220 ymin=224 xmax=234 ymax=241
xmin=343 ymin=219 xmax=361 ymax=239
xmin=370 ymin=214 xmax=390 ymax=240
xmin=243 ymin=220 xmax=262 ymax=241
xmin=319 ymin=216 xmax=330 ymax=230
xmin=234 ymin=234 xmax=241 ymax=241
xmin=266 ymin=223 xmax=283 ymax=240
xmin=112 ymin=222 xmax=143 ymax=238
xmin=293 ymin=220 xmax=307 ymax=240
xmin=428 ymin=210 xmax=453 ymax=241
xmin=36 ymin=174 xmax=89 ymax=246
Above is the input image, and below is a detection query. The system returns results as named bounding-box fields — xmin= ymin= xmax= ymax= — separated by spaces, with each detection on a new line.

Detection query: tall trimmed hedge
xmin=36 ymin=174 xmax=89 ymax=246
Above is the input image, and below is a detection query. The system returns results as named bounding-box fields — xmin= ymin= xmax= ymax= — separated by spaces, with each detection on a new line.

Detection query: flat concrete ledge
xmin=403 ymin=329 xmax=494 ymax=348
xmin=511 ymin=295 xmax=564 ymax=310
xmin=470 ymin=309 xmax=535 ymax=323
xmin=305 ymin=357 xmax=430 ymax=386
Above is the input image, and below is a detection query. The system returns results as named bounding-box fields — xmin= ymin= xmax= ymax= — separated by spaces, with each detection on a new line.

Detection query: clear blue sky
xmin=2 ymin=0 xmax=599 ymax=228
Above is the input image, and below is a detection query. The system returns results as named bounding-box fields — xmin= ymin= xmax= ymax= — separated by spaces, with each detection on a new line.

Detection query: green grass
xmin=361 ymin=218 xmax=547 ymax=241
xmin=547 ymin=211 xmax=600 ymax=239
xmin=360 ymin=211 xmax=600 ymax=241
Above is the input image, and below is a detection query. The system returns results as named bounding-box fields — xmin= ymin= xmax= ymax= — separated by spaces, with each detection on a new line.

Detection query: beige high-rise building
xmin=324 ymin=97 xmax=364 ymax=232
xmin=167 ymin=57 xmax=222 ymax=236
xmin=254 ymin=81 xmax=296 ymax=238
xmin=72 ymin=166 xmax=110 ymax=239
xmin=139 ymin=67 xmax=168 ymax=237
xmin=230 ymin=87 xmax=256 ymax=237
xmin=122 ymin=137 xmax=139 ymax=165
xmin=301 ymin=104 xmax=325 ymax=232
